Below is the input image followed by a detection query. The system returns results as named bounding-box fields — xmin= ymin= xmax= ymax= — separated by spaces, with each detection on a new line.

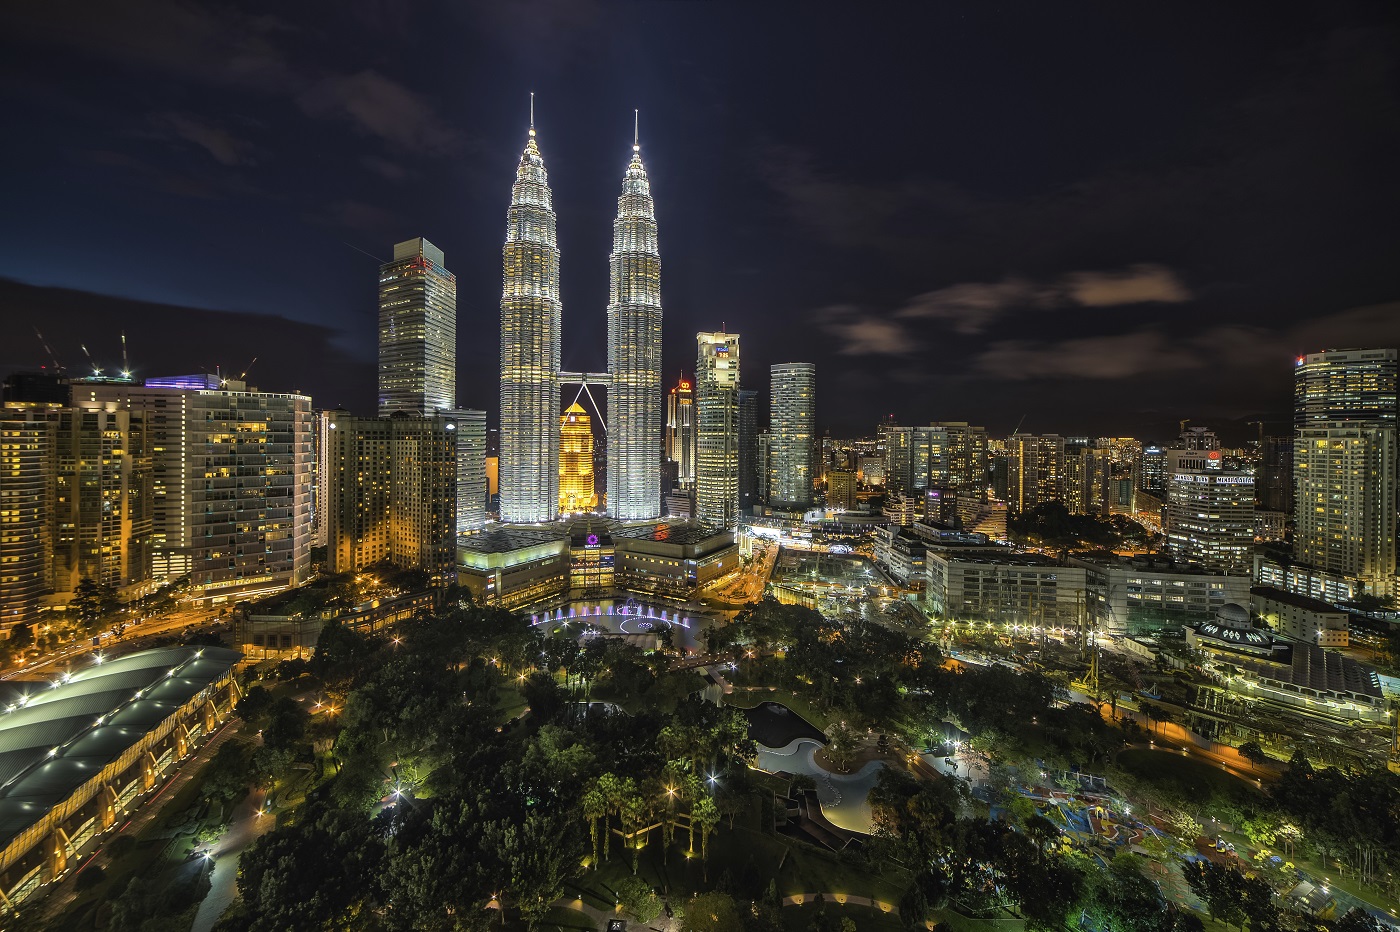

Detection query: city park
xmin=22 ymin=550 xmax=1400 ymax=932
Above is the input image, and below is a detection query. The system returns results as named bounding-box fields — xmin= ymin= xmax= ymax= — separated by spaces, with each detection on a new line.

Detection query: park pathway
xmin=190 ymin=786 xmax=271 ymax=932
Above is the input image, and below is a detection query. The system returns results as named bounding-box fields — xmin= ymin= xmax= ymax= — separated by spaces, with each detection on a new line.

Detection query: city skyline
xmin=3 ymin=6 xmax=1399 ymax=437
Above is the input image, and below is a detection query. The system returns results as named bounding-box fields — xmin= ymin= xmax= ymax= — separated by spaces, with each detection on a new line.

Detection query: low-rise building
xmin=457 ymin=526 xmax=570 ymax=609
xmin=233 ymin=588 xmax=439 ymax=661
xmin=1071 ymin=554 xmax=1251 ymax=637
xmin=1250 ymin=585 xmax=1349 ymax=648
xmin=613 ymin=523 xmax=738 ymax=597
xmin=1187 ymin=603 xmax=1383 ymax=722
xmin=873 ymin=526 xmax=927 ymax=589
xmin=455 ymin=519 xmax=738 ymax=608
xmin=926 ymin=551 xmax=1088 ymax=627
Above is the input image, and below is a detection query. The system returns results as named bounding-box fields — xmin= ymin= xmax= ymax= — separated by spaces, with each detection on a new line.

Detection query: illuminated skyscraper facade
xmin=769 ymin=363 xmax=815 ymax=509
xmin=606 ymin=131 xmax=663 ymax=521
xmin=696 ymin=331 xmax=740 ymax=531
xmin=500 ymin=119 xmax=562 ymax=524
xmin=559 ymin=403 xmax=599 ymax=514
xmin=1164 ymin=450 xmax=1254 ymax=575
xmin=1293 ymin=348 xmax=1398 ymax=596
xmin=666 ymin=374 xmax=696 ymax=488
xmin=378 ymin=238 xmax=456 ymax=415
xmin=452 ymin=408 xmax=488 ymax=535
xmin=325 ymin=412 xmax=458 ymax=581
xmin=1007 ymin=433 xmax=1065 ymax=512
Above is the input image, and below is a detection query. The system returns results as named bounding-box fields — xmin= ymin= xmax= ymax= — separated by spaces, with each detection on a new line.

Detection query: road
xmin=2 ymin=606 xmax=223 ymax=682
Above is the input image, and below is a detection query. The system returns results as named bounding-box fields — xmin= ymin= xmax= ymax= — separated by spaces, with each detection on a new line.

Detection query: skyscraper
xmin=606 ymin=119 xmax=663 ymax=522
xmin=1294 ymin=348 xmax=1397 ymax=430
xmin=768 ymin=363 xmax=816 ymax=509
xmin=378 ymin=238 xmax=456 ymax=415
xmin=559 ymin=402 xmax=599 ymax=513
xmin=1164 ymin=450 xmax=1254 ymax=574
xmin=452 ymin=409 xmax=488 ymax=535
xmin=1293 ymin=348 xmax=1398 ymax=596
xmin=737 ymin=389 xmax=760 ymax=514
xmin=500 ymin=110 xmax=562 ymax=524
xmin=1007 ymin=434 xmax=1065 ymax=512
xmin=696 ymin=331 xmax=740 ymax=531
xmin=666 ymin=374 xmax=696 ymax=488
xmin=0 ymin=414 xmax=50 ymax=634
xmin=88 ymin=376 xmax=313 ymax=601
xmin=325 ymin=412 xmax=458 ymax=581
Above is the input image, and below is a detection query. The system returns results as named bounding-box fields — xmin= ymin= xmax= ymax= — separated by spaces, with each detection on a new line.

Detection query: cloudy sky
xmin=2 ymin=2 xmax=1398 ymax=439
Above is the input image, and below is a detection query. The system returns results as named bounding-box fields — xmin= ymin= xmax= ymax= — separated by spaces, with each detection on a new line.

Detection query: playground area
xmin=996 ymin=775 xmax=1175 ymax=869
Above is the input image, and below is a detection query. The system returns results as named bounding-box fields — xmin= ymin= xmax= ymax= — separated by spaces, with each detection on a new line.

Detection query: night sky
xmin=2 ymin=2 xmax=1398 ymax=440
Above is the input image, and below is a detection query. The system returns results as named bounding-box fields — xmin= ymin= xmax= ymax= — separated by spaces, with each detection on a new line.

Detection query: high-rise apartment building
xmin=0 ymin=415 xmax=51 ymax=633
xmin=827 ymin=469 xmax=857 ymax=511
xmin=914 ymin=422 xmax=988 ymax=492
xmin=325 ymin=413 xmax=458 ymax=581
xmin=1295 ymin=348 xmax=1397 ymax=430
xmin=737 ymin=389 xmax=760 ymax=515
xmin=1065 ymin=446 xmax=1112 ymax=516
xmin=695 ymin=331 xmax=740 ymax=531
xmin=606 ymin=128 xmax=663 ymax=521
xmin=87 ymin=376 xmax=313 ymax=602
xmin=50 ymin=403 xmax=152 ymax=595
xmin=1141 ymin=445 xmax=1167 ymax=494
xmin=378 ymin=238 xmax=456 ymax=415
xmin=665 ymin=374 xmax=696 ymax=488
xmin=1007 ymin=434 xmax=1065 ymax=513
xmin=883 ymin=426 xmax=914 ymax=493
xmin=1258 ymin=435 xmax=1293 ymax=515
xmin=500 ymin=117 xmax=562 ymax=524
xmin=1164 ymin=450 xmax=1254 ymax=575
xmin=559 ymin=402 xmax=599 ymax=514
xmin=768 ymin=363 xmax=816 ymax=509
xmin=1293 ymin=348 xmax=1398 ymax=596
xmin=452 ymin=409 xmax=488 ymax=535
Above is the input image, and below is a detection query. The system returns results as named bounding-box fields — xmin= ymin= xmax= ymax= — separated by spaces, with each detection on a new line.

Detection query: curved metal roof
xmin=0 ymin=646 xmax=242 ymax=849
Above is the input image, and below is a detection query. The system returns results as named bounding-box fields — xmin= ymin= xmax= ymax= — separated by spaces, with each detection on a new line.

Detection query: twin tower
xmin=499 ymin=107 xmax=663 ymax=524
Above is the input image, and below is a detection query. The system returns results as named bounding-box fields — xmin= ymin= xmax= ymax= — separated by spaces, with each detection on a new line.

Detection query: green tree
xmin=1183 ymin=861 xmax=1246 ymax=930
xmin=71 ymin=577 xmax=119 ymax=629
xmin=616 ymin=875 xmax=663 ymax=923
xmin=1237 ymin=741 xmax=1268 ymax=766
xmin=683 ymin=892 xmax=745 ymax=932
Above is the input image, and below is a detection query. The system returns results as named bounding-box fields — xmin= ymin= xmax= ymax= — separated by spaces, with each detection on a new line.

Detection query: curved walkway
xmin=755 ymin=738 xmax=885 ymax=832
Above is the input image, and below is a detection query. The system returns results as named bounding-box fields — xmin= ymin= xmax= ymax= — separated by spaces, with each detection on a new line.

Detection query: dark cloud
xmin=297 ymin=71 xmax=462 ymax=153
xmin=150 ymin=112 xmax=262 ymax=167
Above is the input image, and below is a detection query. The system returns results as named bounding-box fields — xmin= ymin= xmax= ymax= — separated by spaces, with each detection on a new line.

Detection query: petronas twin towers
xmin=499 ymin=105 xmax=662 ymax=524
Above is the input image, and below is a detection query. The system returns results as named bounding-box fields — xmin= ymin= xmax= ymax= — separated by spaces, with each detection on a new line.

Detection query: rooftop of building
xmin=1237 ymin=642 xmax=1383 ymax=700
xmin=934 ymin=551 xmax=1067 ymax=568
xmin=612 ymin=521 xmax=732 ymax=546
xmin=0 ymin=646 xmax=242 ymax=849
xmin=1072 ymin=553 xmax=1238 ymax=576
xmin=1250 ymin=585 xmax=1348 ymax=615
xmin=458 ymin=525 xmax=569 ymax=554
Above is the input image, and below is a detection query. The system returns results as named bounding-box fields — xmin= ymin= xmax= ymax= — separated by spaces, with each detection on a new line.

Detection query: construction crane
xmin=33 ymin=328 xmax=63 ymax=372
xmin=80 ymin=343 xmax=101 ymax=377
xmin=238 ymin=356 xmax=258 ymax=381
xmin=120 ymin=331 xmax=131 ymax=380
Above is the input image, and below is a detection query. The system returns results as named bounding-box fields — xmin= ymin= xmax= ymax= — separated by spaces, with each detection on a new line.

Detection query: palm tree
xmin=694 ymin=794 xmax=720 ymax=880
xmin=582 ymin=780 xmax=607 ymax=866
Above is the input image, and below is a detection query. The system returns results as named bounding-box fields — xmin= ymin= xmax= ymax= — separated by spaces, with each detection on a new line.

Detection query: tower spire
xmin=633 ymin=109 xmax=639 ymax=152
xmin=529 ymin=92 xmax=535 ymax=136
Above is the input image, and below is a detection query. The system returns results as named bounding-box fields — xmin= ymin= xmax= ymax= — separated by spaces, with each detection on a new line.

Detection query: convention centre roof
xmin=0 ymin=646 xmax=241 ymax=849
